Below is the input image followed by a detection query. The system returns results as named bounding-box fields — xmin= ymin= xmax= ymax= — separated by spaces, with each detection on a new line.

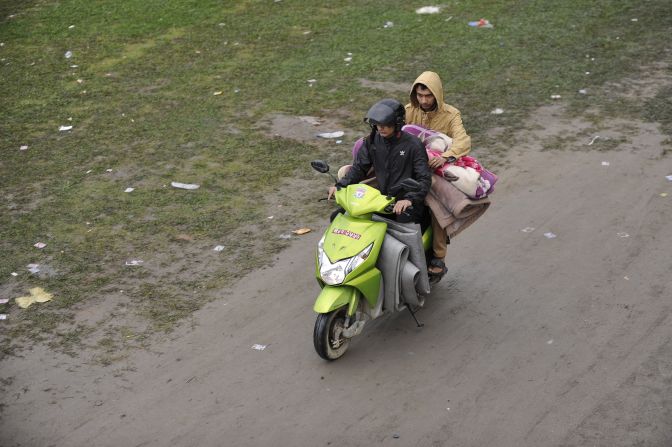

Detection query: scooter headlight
xmin=318 ymin=241 xmax=373 ymax=286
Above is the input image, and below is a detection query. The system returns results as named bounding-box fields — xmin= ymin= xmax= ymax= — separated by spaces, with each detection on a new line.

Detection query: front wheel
xmin=313 ymin=307 xmax=350 ymax=360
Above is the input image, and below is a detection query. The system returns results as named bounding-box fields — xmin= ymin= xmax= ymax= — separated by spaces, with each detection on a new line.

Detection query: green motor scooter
xmin=311 ymin=160 xmax=434 ymax=360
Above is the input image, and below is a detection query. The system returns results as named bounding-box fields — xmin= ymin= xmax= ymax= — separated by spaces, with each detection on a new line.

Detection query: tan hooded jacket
xmin=405 ymin=71 xmax=471 ymax=159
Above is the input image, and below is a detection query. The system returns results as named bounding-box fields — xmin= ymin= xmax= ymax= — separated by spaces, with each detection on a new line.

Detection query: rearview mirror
xmin=311 ymin=160 xmax=330 ymax=174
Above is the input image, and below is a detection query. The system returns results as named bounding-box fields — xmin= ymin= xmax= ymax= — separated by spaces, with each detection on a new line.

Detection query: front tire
xmin=313 ymin=307 xmax=350 ymax=360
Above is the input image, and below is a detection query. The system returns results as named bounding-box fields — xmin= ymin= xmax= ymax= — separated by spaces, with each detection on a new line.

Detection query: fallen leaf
xmin=292 ymin=228 xmax=311 ymax=235
xmin=15 ymin=287 xmax=53 ymax=309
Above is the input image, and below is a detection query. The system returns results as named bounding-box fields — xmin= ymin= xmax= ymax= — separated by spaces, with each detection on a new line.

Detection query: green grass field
xmin=1 ymin=0 xmax=670 ymax=358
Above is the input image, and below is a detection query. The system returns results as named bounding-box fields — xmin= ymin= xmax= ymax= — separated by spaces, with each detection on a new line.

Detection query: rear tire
xmin=313 ymin=307 xmax=350 ymax=360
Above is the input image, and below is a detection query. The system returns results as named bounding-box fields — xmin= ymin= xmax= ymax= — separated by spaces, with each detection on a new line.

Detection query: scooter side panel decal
xmin=313 ymin=285 xmax=358 ymax=314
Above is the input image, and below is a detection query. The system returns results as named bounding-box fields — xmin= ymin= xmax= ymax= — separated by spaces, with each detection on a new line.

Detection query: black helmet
xmin=364 ymin=98 xmax=405 ymax=131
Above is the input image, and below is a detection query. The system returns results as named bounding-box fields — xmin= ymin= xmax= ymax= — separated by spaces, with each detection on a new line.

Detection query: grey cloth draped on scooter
xmin=373 ymin=215 xmax=431 ymax=310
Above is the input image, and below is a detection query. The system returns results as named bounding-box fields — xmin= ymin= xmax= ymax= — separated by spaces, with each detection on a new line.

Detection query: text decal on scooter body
xmin=332 ymin=228 xmax=362 ymax=240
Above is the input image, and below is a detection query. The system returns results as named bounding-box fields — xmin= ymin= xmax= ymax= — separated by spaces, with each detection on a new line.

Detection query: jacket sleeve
xmin=337 ymin=139 xmax=373 ymax=188
xmin=443 ymin=111 xmax=471 ymax=159
xmin=404 ymin=142 xmax=432 ymax=205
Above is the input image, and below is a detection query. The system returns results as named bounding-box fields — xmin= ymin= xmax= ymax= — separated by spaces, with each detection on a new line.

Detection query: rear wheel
xmin=313 ymin=307 xmax=350 ymax=360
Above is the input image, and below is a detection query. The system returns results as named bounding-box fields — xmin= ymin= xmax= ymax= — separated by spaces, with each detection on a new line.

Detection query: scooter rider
xmin=328 ymin=98 xmax=431 ymax=223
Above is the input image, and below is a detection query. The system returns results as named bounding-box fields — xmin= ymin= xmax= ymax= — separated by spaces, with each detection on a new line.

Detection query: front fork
xmin=313 ymin=285 xmax=367 ymax=338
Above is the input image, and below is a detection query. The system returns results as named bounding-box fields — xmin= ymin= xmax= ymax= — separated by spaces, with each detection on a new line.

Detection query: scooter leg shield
xmin=313 ymin=285 xmax=358 ymax=315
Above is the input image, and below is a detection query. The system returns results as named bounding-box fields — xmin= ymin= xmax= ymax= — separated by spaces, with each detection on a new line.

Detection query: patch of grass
xmin=1 ymin=0 xmax=671 ymax=358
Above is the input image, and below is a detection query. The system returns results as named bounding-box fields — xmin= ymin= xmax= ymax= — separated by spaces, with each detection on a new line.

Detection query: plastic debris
xmin=15 ymin=287 xmax=53 ymax=309
xmin=491 ymin=108 xmax=504 ymax=115
xmin=317 ymin=131 xmax=344 ymax=139
xmin=661 ymin=193 xmax=668 ymax=197
xmin=631 ymin=18 xmax=638 ymax=22
xmin=307 ymin=79 xmax=316 ymax=87
xmin=171 ymin=181 xmax=200 ymax=190
xmin=521 ymin=227 xmax=535 ymax=233
xmin=416 ymin=6 xmax=440 ymax=14
xmin=10 ymin=273 xmax=18 ymax=277
xmin=665 ymin=175 xmax=672 ymax=182
xmin=0 ymin=315 xmax=6 ymax=320
xmin=543 ymin=232 xmax=557 ymax=239
xmin=251 ymin=344 xmax=267 ymax=351
xmin=624 ymin=276 xmax=630 ymax=280
xmin=68 ymin=25 xmax=75 ymax=29
xmin=292 ymin=228 xmax=311 ymax=235
xmin=213 ymin=245 xmax=225 ymax=252
xmin=344 ymin=56 xmax=352 ymax=62
xmin=468 ymin=18 xmax=493 ymax=28
xmin=585 ymin=71 xmax=590 ymax=75
xmin=124 ymin=187 xmax=134 ymax=193
xmin=617 ymin=232 xmax=630 ymax=238
xmin=547 ymin=339 xmax=554 ymax=345
xmin=34 ymin=242 xmax=46 ymax=249
xmin=20 ymin=145 xmax=28 ymax=150
xmin=279 ymin=233 xmax=292 ymax=239
xmin=550 ymin=94 xmax=562 ymax=99
xmin=233 ymin=88 xmax=240 ymax=93
xmin=125 ymin=259 xmax=144 ymax=266
xmin=303 ymin=31 xmax=311 ymax=35
xmin=267 ymin=216 xmax=274 ymax=219
xmin=299 ymin=116 xmax=321 ymax=126
xmin=64 ymin=50 xmax=73 ymax=59
xmin=27 ymin=264 xmax=40 ymax=274
xmin=587 ymin=136 xmax=600 ymax=146
xmin=578 ymin=89 xmax=588 ymax=95
xmin=59 ymin=125 xmax=73 ymax=131
xmin=213 ymin=91 xmax=222 ymax=95
xmin=383 ymin=21 xmax=394 ymax=28
xmin=335 ymin=140 xmax=343 ymax=144
xmin=392 ymin=433 xmax=400 ymax=439
xmin=601 ymin=161 xmax=610 ymax=166
xmin=0 ymin=298 xmax=8 ymax=304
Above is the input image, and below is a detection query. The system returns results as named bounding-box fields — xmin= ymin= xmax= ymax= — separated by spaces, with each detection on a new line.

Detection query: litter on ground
xmin=617 ymin=232 xmax=630 ymax=238
xmin=279 ymin=233 xmax=292 ymax=239
xmin=0 ymin=298 xmax=9 ymax=304
xmin=383 ymin=21 xmax=394 ymax=28
xmin=0 ymin=315 xmax=6 ymax=320
xmin=59 ymin=125 xmax=73 ymax=131
xmin=292 ymin=228 xmax=312 ymax=235
xmin=64 ymin=50 xmax=73 ymax=58
xmin=125 ymin=260 xmax=144 ymax=266
xmin=251 ymin=344 xmax=267 ymax=351
xmin=15 ymin=287 xmax=53 ymax=309
xmin=491 ymin=108 xmax=504 ymax=115
xmin=661 ymin=193 xmax=668 ymax=197
xmin=578 ymin=89 xmax=588 ymax=94
xmin=34 ymin=242 xmax=46 ymax=249
xmin=27 ymin=264 xmax=40 ymax=274
xmin=544 ymin=232 xmax=557 ymax=239
xmin=317 ymin=131 xmax=344 ymax=139
xmin=521 ymin=227 xmax=535 ymax=233
xmin=416 ymin=6 xmax=440 ymax=14
xmin=124 ymin=187 xmax=134 ymax=193
xmin=213 ymin=245 xmax=225 ymax=251
xmin=665 ymin=175 xmax=672 ymax=182
xmin=10 ymin=273 xmax=17 ymax=277
xmin=601 ymin=161 xmax=610 ymax=166
xmin=20 ymin=145 xmax=28 ymax=150
xmin=213 ymin=91 xmax=223 ymax=95
xmin=588 ymin=136 xmax=600 ymax=146
xmin=550 ymin=95 xmax=562 ymax=99
xmin=468 ymin=18 xmax=493 ymax=28
xmin=171 ymin=181 xmax=200 ymax=190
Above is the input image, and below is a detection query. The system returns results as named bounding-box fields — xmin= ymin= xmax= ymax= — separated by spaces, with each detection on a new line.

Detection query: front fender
xmin=313 ymin=285 xmax=358 ymax=315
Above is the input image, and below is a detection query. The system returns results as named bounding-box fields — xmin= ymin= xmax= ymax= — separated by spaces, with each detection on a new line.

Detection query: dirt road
xmin=2 ymin=105 xmax=671 ymax=446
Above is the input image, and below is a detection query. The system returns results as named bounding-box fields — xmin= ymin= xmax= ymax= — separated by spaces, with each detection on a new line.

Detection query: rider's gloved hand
xmin=393 ymin=199 xmax=412 ymax=215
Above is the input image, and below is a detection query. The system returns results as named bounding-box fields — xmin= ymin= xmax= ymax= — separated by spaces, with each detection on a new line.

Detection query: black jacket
xmin=337 ymin=131 xmax=431 ymax=205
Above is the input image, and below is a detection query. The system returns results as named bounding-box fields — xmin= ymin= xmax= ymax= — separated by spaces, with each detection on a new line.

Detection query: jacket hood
xmin=409 ymin=71 xmax=444 ymax=110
